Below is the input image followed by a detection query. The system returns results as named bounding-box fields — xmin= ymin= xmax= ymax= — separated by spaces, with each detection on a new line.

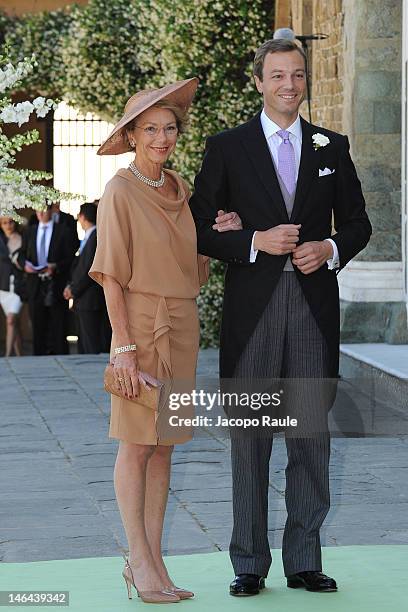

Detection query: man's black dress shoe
xmin=287 ymin=571 xmax=337 ymax=592
xmin=230 ymin=574 xmax=266 ymax=596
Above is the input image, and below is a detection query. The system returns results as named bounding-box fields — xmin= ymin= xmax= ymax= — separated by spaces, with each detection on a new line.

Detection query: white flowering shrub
xmin=60 ymin=0 xmax=148 ymax=122
xmin=136 ymin=0 xmax=274 ymax=182
xmin=3 ymin=8 xmax=74 ymax=97
xmin=1 ymin=0 xmax=274 ymax=345
xmin=0 ymin=52 xmax=77 ymax=219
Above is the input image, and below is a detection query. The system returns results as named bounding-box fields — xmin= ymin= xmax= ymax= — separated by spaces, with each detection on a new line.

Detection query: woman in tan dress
xmin=89 ymin=79 xmax=242 ymax=603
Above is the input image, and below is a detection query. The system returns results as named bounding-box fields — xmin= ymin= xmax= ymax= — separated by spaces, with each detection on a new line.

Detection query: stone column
xmin=274 ymin=0 xmax=292 ymax=28
xmin=291 ymin=0 xmax=313 ymax=34
xmin=311 ymin=0 xmax=344 ymax=131
xmin=339 ymin=0 xmax=406 ymax=343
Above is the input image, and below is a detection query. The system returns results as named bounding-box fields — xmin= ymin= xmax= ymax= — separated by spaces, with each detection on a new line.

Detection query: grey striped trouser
xmin=229 ymin=272 xmax=331 ymax=577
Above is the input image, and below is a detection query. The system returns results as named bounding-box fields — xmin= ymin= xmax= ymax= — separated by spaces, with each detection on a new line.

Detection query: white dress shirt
xmin=261 ymin=109 xmax=303 ymax=179
xmin=36 ymin=220 xmax=54 ymax=268
xmin=249 ymin=109 xmax=339 ymax=269
xmin=79 ymin=225 xmax=96 ymax=254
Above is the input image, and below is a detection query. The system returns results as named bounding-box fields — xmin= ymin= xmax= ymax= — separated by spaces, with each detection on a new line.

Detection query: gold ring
xmin=118 ymin=377 xmax=124 ymax=383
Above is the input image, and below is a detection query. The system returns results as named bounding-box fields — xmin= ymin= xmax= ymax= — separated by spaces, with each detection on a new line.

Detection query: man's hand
xmin=254 ymin=224 xmax=301 ymax=255
xmin=46 ymin=263 xmax=56 ymax=276
xmin=212 ymin=209 xmax=243 ymax=232
xmin=292 ymin=241 xmax=333 ymax=275
xmin=24 ymin=262 xmax=38 ymax=274
xmin=63 ymin=286 xmax=73 ymax=300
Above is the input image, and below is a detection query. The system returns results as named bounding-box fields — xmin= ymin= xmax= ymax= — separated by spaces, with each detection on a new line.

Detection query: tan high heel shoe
xmin=169 ymin=586 xmax=194 ymax=600
xmin=122 ymin=559 xmax=180 ymax=604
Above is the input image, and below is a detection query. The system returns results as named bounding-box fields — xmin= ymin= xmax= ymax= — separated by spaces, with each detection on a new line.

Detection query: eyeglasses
xmin=134 ymin=125 xmax=178 ymax=138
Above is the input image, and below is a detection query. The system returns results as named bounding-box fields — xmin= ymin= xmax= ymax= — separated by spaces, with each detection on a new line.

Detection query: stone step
xmin=340 ymin=343 xmax=408 ymax=414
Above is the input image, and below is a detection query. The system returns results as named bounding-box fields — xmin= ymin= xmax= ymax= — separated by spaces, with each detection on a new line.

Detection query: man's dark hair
xmin=253 ymin=39 xmax=307 ymax=81
xmin=79 ymin=202 xmax=97 ymax=225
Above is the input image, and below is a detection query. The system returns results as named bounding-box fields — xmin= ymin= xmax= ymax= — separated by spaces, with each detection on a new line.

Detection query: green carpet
xmin=0 ymin=546 xmax=406 ymax=611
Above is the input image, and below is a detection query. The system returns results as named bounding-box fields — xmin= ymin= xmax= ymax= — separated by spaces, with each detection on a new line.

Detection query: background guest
xmin=63 ymin=201 xmax=111 ymax=354
xmin=0 ymin=217 xmax=24 ymax=357
xmin=51 ymin=201 xmax=80 ymax=255
xmin=28 ymin=201 xmax=79 ymax=256
xmin=19 ymin=206 xmax=76 ymax=355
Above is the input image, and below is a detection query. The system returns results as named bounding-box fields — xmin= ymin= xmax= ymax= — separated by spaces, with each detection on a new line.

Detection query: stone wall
xmin=308 ymin=0 xmax=402 ymax=262
xmin=343 ymin=0 xmax=402 ymax=262
xmin=311 ymin=0 xmax=344 ymax=131
xmin=274 ymin=0 xmax=406 ymax=342
xmin=309 ymin=0 xmax=402 ymax=262
xmin=274 ymin=0 xmax=344 ymax=130
xmin=339 ymin=0 xmax=405 ymax=342
xmin=291 ymin=0 xmax=313 ymax=35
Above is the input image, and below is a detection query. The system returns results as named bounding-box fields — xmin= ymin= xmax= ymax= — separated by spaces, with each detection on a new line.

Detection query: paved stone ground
xmin=0 ymin=350 xmax=407 ymax=563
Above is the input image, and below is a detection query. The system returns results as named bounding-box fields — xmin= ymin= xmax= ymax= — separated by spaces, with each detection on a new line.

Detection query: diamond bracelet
xmin=114 ymin=344 xmax=137 ymax=355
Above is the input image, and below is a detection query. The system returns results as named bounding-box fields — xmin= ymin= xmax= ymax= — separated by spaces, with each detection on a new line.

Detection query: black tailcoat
xmin=189 ymin=113 xmax=372 ymax=378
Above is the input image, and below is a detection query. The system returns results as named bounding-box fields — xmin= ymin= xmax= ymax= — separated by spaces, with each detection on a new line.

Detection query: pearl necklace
xmin=128 ymin=162 xmax=165 ymax=188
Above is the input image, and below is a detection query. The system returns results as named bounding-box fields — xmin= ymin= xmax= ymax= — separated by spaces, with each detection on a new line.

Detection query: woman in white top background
xmin=0 ymin=216 xmax=24 ymax=357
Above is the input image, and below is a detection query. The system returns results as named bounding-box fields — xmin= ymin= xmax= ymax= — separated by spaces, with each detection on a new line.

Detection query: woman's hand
xmin=113 ymin=351 xmax=141 ymax=399
xmin=212 ymin=209 xmax=243 ymax=232
xmin=102 ymin=275 xmax=148 ymax=399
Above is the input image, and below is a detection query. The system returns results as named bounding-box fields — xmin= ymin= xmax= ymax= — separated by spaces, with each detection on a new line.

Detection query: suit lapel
xmin=30 ymin=226 xmax=39 ymax=266
xmin=290 ymin=117 xmax=320 ymax=222
xmin=48 ymin=222 xmax=60 ymax=261
xmin=80 ymin=230 xmax=96 ymax=264
xmin=240 ymin=113 xmax=289 ymax=223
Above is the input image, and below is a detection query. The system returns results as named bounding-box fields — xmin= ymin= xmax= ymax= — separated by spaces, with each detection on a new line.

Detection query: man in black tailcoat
xmin=190 ymin=39 xmax=371 ymax=596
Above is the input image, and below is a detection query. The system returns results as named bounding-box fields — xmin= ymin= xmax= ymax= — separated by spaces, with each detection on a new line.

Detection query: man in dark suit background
xmin=29 ymin=202 xmax=79 ymax=255
xmin=51 ymin=201 xmax=80 ymax=255
xmin=63 ymin=202 xmax=111 ymax=354
xmin=20 ymin=206 xmax=76 ymax=355
xmin=190 ymin=39 xmax=371 ymax=596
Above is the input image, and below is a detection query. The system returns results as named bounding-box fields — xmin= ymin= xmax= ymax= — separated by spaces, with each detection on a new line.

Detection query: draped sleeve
xmin=89 ymin=177 xmax=132 ymax=289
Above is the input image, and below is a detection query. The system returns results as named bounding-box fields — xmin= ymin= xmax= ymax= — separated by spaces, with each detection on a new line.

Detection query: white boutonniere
xmin=312 ymin=133 xmax=330 ymax=150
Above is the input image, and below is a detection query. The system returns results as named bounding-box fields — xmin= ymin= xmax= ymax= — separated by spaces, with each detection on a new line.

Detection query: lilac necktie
xmin=277 ymin=129 xmax=296 ymax=195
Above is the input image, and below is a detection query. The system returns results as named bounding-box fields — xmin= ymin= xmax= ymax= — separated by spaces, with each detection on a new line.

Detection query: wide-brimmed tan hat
xmin=97 ymin=77 xmax=198 ymax=156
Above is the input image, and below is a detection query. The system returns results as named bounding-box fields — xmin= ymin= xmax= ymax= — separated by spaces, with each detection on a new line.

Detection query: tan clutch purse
xmin=103 ymin=363 xmax=164 ymax=411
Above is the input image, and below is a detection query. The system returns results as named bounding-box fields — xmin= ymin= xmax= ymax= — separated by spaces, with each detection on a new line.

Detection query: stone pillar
xmin=291 ymin=0 xmax=313 ymax=34
xmin=339 ymin=0 xmax=407 ymax=343
xmin=311 ymin=0 xmax=344 ymax=131
xmin=274 ymin=0 xmax=292 ymax=29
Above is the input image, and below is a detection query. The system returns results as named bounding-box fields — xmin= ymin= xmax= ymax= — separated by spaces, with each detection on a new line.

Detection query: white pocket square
xmin=319 ymin=167 xmax=335 ymax=177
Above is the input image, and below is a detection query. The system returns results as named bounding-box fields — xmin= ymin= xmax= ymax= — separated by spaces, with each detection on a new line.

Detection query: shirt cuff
xmin=250 ymin=231 xmax=258 ymax=263
xmin=325 ymin=238 xmax=339 ymax=270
